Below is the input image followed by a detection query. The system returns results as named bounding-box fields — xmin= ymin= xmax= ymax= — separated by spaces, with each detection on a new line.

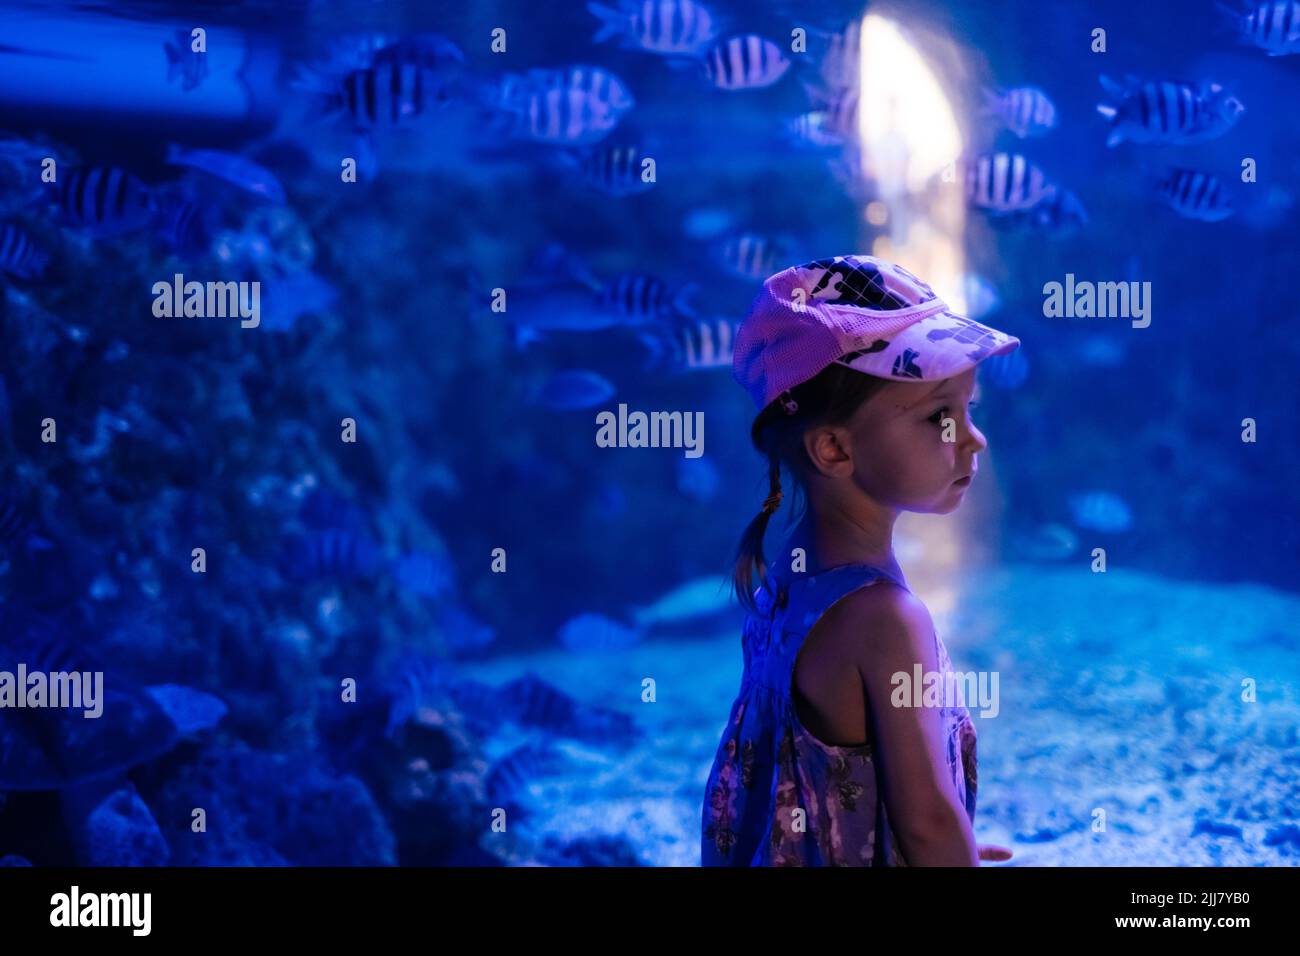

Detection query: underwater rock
xmin=498 ymin=672 xmax=640 ymax=744
xmin=148 ymin=746 xmax=396 ymax=866
xmin=69 ymin=784 xmax=171 ymax=866
xmin=378 ymin=704 xmax=493 ymax=865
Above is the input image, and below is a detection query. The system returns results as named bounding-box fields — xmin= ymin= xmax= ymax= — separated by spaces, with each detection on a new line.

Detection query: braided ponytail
xmin=729 ymin=365 xmax=894 ymax=618
xmin=732 ymin=450 xmax=784 ymax=616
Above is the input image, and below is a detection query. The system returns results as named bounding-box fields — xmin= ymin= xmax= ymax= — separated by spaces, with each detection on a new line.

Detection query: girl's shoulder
xmin=810 ymin=575 xmax=940 ymax=672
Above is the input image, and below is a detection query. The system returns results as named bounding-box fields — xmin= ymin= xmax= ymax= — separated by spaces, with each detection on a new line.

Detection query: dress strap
xmin=777 ymin=562 xmax=904 ymax=632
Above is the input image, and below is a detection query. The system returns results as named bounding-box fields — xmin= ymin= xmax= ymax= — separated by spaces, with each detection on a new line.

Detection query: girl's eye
xmin=929 ymin=401 xmax=977 ymax=425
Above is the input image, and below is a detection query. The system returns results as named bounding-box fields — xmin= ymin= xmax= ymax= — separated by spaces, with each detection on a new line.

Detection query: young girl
xmin=701 ymin=255 xmax=1019 ymax=866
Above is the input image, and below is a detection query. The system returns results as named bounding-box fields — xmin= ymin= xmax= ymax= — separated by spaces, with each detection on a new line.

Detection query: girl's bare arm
xmin=833 ymin=582 xmax=980 ymax=866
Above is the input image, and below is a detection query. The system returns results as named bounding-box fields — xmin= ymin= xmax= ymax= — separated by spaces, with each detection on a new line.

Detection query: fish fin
xmin=587 ymin=2 xmax=626 ymax=45
xmin=671 ymin=283 xmax=699 ymax=319
xmin=1095 ymin=103 xmax=1117 ymax=121
xmin=1097 ymin=73 xmax=1127 ymax=98
xmin=644 ymin=318 xmax=688 ymax=371
xmin=634 ymin=328 xmax=669 ymax=372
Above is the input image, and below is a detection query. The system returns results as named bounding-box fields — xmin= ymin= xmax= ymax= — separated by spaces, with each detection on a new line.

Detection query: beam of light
xmin=856 ymin=11 xmax=967 ymax=307
xmin=853 ymin=10 xmax=976 ymax=624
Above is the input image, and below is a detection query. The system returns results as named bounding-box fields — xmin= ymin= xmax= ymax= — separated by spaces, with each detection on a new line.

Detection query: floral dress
xmin=701 ymin=562 xmax=977 ymax=866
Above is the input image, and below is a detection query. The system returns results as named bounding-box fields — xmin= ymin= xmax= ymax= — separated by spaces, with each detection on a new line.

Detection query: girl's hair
xmin=731 ymin=362 xmax=892 ymax=616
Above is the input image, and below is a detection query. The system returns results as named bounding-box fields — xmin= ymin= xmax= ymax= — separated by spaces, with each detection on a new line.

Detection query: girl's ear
xmin=802 ymin=424 xmax=854 ymax=479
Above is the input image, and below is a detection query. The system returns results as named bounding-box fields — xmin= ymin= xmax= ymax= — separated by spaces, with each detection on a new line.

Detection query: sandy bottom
xmin=460 ymin=563 xmax=1300 ymax=866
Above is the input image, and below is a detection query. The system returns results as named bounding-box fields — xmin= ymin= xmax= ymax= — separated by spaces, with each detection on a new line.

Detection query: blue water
xmin=0 ymin=0 xmax=1297 ymax=866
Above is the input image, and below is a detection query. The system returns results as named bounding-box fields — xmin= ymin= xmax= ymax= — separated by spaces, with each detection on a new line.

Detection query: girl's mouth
xmin=953 ymin=475 xmax=972 ymax=486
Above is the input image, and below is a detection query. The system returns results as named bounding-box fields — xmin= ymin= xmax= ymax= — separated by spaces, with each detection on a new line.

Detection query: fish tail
xmin=634 ymin=327 xmax=670 ymax=373
xmin=980 ymin=86 xmax=1002 ymax=116
xmin=587 ymin=2 xmax=626 ymax=45
xmin=1213 ymin=1 xmax=1246 ymax=37
xmin=671 ymin=283 xmax=700 ymax=319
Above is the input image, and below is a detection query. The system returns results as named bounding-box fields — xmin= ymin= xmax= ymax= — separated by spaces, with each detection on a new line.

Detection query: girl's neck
xmin=782 ymin=498 xmax=902 ymax=580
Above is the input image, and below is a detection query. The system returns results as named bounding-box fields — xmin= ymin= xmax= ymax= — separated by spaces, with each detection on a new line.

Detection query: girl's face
xmin=844 ymin=367 xmax=988 ymax=515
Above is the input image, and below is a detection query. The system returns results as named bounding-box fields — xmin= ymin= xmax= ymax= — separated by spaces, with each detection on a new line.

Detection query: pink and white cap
xmin=732 ymin=255 xmax=1021 ymax=412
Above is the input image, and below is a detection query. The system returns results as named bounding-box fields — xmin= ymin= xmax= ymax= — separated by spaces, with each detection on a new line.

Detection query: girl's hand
xmin=977 ymin=843 xmax=1013 ymax=862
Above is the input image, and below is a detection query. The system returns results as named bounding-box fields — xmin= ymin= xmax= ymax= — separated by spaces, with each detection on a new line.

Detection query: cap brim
xmin=834 ymin=308 xmax=1020 ymax=382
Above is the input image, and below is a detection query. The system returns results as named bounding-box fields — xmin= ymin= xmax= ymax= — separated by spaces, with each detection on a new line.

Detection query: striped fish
xmin=1096 ymin=75 xmax=1245 ymax=147
xmin=332 ymin=62 xmax=448 ymax=130
xmin=0 ymin=224 xmax=47 ymax=279
xmin=485 ymin=741 xmax=565 ymax=810
xmin=713 ymin=232 xmax=782 ymax=279
xmin=982 ymin=86 xmax=1057 ymax=138
xmin=498 ymin=66 xmax=634 ymax=145
xmin=57 ymin=166 xmax=154 ymax=236
xmin=282 ymin=529 xmax=382 ymax=581
xmin=964 ymin=152 xmax=1056 ymax=214
xmin=1159 ymin=168 xmax=1234 ymax=221
xmin=677 ymin=316 xmax=736 ymax=370
xmin=588 ymin=0 xmax=718 ymax=55
xmin=577 ymin=143 xmax=656 ymax=195
xmin=597 ymin=272 xmax=696 ymax=321
xmin=1220 ymin=1 xmax=1300 ymax=55
xmin=702 ymin=34 xmax=790 ymax=90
